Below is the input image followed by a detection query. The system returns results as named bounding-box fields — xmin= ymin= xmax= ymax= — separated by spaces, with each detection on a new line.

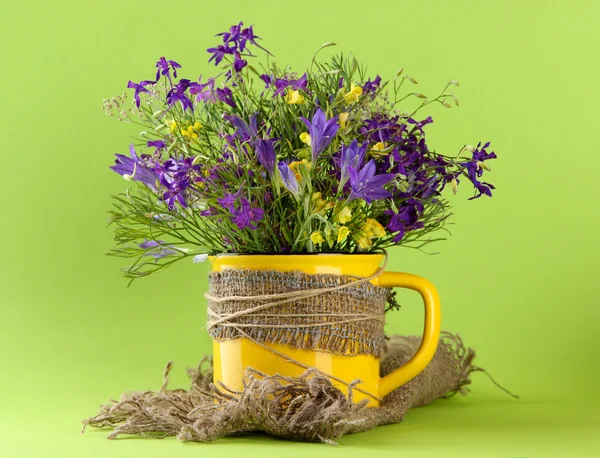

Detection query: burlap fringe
xmin=83 ymin=332 xmax=493 ymax=444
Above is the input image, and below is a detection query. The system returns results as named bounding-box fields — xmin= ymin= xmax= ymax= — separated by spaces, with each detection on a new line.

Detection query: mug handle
xmin=374 ymin=271 xmax=442 ymax=397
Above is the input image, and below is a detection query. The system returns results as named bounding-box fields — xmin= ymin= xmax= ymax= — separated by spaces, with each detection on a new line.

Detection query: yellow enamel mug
xmin=210 ymin=254 xmax=441 ymax=407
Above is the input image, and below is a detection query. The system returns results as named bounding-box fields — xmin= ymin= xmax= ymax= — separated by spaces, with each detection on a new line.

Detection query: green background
xmin=2 ymin=0 xmax=599 ymax=456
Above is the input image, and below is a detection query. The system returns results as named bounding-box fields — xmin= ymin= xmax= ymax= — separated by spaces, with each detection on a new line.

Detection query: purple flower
xmin=363 ymin=75 xmax=381 ymax=95
xmin=110 ymin=144 xmax=157 ymax=188
xmin=272 ymin=73 xmax=309 ymax=97
xmin=348 ymin=160 xmax=395 ymax=203
xmin=200 ymin=207 xmax=218 ymax=217
xmin=255 ymin=138 xmax=276 ymax=174
xmin=386 ymin=200 xmax=425 ymax=243
xmin=166 ymin=79 xmax=193 ymax=112
xmin=127 ymin=80 xmax=156 ymax=108
xmin=215 ymin=87 xmax=236 ymax=108
xmin=207 ymin=44 xmax=235 ymax=65
xmin=155 ymin=57 xmax=181 ymax=85
xmin=147 ymin=140 xmax=166 ymax=150
xmin=277 ymin=161 xmax=299 ymax=197
xmin=217 ymin=187 xmax=243 ymax=213
xmin=300 ymin=109 xmax=340 ymax=162
xmin=259 ymin=74 xmax=272 ymax=87
xmin=223 ymin=113 xmax=258 ymax=141
xmin=232 ymin=198 xmax=264 ymax=230
xmin=190 ymin=77 xmax=217 ymax=102
xmin=139 ymin=239 xmax=178 ymax=258
xmin=338 ymin=140 xmax=366 ymax=185
xmin=159 ymin=173 xmax=190 ymax=210
xmin=233 ymin=54 xmax=247 ymax=72
xmin=462 ymin=142 xmax=497 ymax=200
xmin=216 ymin=21 xmax=269 ymax=53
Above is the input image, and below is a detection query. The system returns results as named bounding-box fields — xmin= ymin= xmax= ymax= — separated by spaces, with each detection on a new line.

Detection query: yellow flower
xmin=337 ymin=226 xmax=350 ymax=243
xmin=300 ymin=132 xmax=312 ymax=146
xmin=312 ymin=192 xmax=326 ymax=212
xmin=365 ymin=218 xmax=386 ymax=238
xmin=339 ymin=112 xmax=349 ymax=130
xmin=289 ymin=159 xmax=311 ymax=181
xmin=310 ymin=231 xmax=325 ymax=245
xmin=370 ymin=141 xmax=387 ymax=158
xmin=335 ymin=206 xmax=352 ymax=224
xmin=355 ymin=236 xmax=372 ymax=249
xmin=169 ymin=120 xmax=178 ymax=133
xmin=285 ymin=89 xmax=305 ymax=105
xmin=344 ymin=83 xmax=363 ymax=104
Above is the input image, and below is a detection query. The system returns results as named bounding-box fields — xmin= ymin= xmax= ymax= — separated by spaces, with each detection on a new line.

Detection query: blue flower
xmin=255 ymin=138 xmax=276 ymax=174
xmin=126 ymin=80 xmax=156 ymax=108
xmin=155 ymin=57 xmax=181 ymax=85
xmin=110 ymin=145 xmax=157 ymax=188
xmin=277 ymin=161 xmax=300 ymax=197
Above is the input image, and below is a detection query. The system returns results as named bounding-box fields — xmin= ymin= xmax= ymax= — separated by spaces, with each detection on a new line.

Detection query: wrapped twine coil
xmin=84 ymin=266 xmax=513 ymax=443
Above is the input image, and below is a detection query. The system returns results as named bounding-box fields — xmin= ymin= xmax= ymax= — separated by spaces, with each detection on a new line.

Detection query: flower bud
xmin=451 ymin=178 xmax=458 ymax=195
xmin=396 ymin=68 xmax=404 ymax=77
xmin=414 ymin=92 xmax=427 ymax=99
xmin=465 ymin=145 xmax=476 ymax=153
xmin=407 ymin=76 xmax=418 ymax=84
xmin=477 ymin=161 xmax=491 ymax=171
xmin=449 ymin=80 xmax=460 ymax=86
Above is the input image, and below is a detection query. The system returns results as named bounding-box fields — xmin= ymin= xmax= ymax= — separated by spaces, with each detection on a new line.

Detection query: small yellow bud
xmin=406 ymin=76 xmax=418 ymax=84
xmin=465 ymin=145 xmax=476 ymax=153
xmin=396 ymin=68 xmax=404 ymax=77
xmin=441 ymin=100 xmax=451 ymax=108
xmin=339 ymin=112 xmax=349 ymax=130
xmin=285 ymin=89 xmax=305 ymax=105
xmin=192 ymin=155 xmax=202 ymax=165
xmin=370 ymin=141 xmax=387 ymax=157
xmin=343 ymin=83 xmax=363 ymax=104
xmin=336 ymin=206 xmax=352 ymax=224
xmin=449 ymin=80 xmax=460 ymax=86
xmin=366 ymin=218 xmax=386 ymax=238
xmin=310 ymin=231 xmax=325 ymax=245
xmin=414 ymin=92 xmax=428 ymax=99
xmin=451 ymin=178 xmax=458 ymax=195
xmin=300 ymin=132 xmax=312 ymax=146
xmin=193 ymin=121 xmax=202 ymax=131
xmin=337 ymin=226 xmax=350 ymax=243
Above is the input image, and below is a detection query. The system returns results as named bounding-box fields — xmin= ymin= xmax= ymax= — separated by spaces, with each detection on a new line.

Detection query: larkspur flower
xmin=386 ymin=199 xmax=425 ymax=242
xmin=207 ymin=43 xmax=235 ymax=66
xmin=159 ymin=173 xmax=190 ymax=210
xmin=127 ymin=80 xmax=156 ymax=108
xmin=110 ymin=144 xmax=157 ymax=188
xmin=190 ymin=77 xmax=217 ymax=102
xmin=300 ymin=109 xmax=339 ymax=162
xmin=166 ymin=79 xmax=193 ymax=112
xmin=462 ymin=142 xmax=497 ymax=199
xmin=232 ymin=198 xmax=264 ymax=230
xmin=147 ymin=140 xmax=166 ymax=150
xmin=272 ymin=73 xmax=309 ymax=97
xmin=277 ymin=161 xmax=300 ymax=197
xmin=155 ymin=57 xmax=181 ymax=85
xmin=217 ymin=187 xmax=243 ymax=213
xmin=215 ymin=87 xmax=236 ymax=108
xmin=348 ymin=159 xmax=395 ymax=203
xmin=362 ymin=75 xmax=381 ymax=94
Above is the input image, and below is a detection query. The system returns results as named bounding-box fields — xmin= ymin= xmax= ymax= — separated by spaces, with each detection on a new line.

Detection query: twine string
xmin=205 ymin=253 xmax=389 ymax=402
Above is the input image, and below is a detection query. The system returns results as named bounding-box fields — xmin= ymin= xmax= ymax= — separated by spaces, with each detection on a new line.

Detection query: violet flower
xmin=127 ymin=80 xmax=156 ymax=108
xmin=348 ymin=160 xmax=395 ymax=203
xmin=166 ymin=79 xmax=193 ymax=112
xmin=190 ymin=77 xmax=217 ymax=102
xmin=386 ymin=200 xmax=425 ymax=242
xmin=159 ymin=173 xmax=190 ymax=210
xmin=110 ymin=145 xmax=157 ymax=188
xmin=139 ymin=239 xmax=178 ymax=258
xmin=462 ymin=142 xmax=497 ymax=200
xmin=362 ymin=75 xmax=381 ymax=95
xmin=300 ymin=109 xmax=339 ymax=162
xmin=218 ymin=187 xmax=243 ymax=213
xmin=215 ymin=87 xmax=236 ymax=108
xmin=272 ymin=73 xmax=309 ymax=97
xmin=232 ymin=198 xmax=264 ymax=230
xmin=277 ymin=161 xmax=300 ymax=197
xmin=155 ymin=57 xmax=181 ymax=85
xmin=255 ymin=138 xmax=276 ymax=174
xmin=338 ymin=140 xmax=366 ymax=185
xmin=147 ymin=140 xmax=166 ymax=150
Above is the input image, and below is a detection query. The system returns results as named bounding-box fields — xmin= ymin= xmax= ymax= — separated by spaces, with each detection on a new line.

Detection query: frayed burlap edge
xmin=83 ymin=332 xmax=507 ymax=444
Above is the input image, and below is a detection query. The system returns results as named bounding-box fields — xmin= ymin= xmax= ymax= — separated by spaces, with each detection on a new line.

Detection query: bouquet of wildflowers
xmin=105 ymin=22 xmax=497 ymax=280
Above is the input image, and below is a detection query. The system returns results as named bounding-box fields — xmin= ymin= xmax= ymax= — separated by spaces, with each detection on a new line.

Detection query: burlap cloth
xmin=84 ymin=268 xmax=511 ymax=443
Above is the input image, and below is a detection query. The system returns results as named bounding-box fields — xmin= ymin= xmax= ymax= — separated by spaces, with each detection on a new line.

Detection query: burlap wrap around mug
xmin=85 ymin=254 xmax=487 ymax=443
